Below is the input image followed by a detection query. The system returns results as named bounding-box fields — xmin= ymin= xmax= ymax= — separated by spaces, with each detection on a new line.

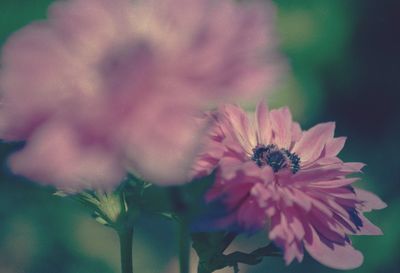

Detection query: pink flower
xmin=194 ymin=101 xmax=386 ymax=269
xmin=0 ymin=0 xmax=282 ymax=190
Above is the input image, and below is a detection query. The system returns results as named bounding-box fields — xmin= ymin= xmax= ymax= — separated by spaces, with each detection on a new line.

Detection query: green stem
xmin=220 ymin=232 xmax=237 ymax=252
xmin=118 ymin=225 xmax=134 ymax=273
xmin=179 ymin=221 xmax=190 ymax=273
xmin=197 ymin=265 xmax=212 ymax=273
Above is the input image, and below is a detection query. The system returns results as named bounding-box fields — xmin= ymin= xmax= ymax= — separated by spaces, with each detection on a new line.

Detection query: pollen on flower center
xmin=251 ymin=144 xmax=300 ymax=174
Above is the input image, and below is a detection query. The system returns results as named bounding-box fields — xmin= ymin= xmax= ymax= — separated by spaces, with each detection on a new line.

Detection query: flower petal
xmin=291 ymin=122 xmax=302 ymax=143
xmin=356 ymin=214 xmax=383 ymax=235
xmin=304 ymin=227 xmax=364 ymax=270
xmin=269 ymin=107 xmax=293 ymax=149
xmin=122 ymin=103 xmax=207 ymax=184
xmin=9 ymin=121 xmax=125 ymax=192
xmin=237 ymin=198 xmax=267 ymax=231
xmin=218 ymin=105 xmax=256 ymax=153
xmin=355 ymin=188 xmax=387 ymax=212
xmin=293 ymin=122 xmax=335 ymax=163
xmin=307 ymin=178 xmax=359 ymax=189
xmin=255 ymin=100 xmax=272 ymax=145
xmin=324 ymin=137 xmax=346 ymax=157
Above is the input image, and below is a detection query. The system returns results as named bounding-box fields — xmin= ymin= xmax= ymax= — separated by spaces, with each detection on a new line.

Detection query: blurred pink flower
xmin=0 ymin=0 xmax=282 ymax=190
xmin=194 ymin=101 xmax=386 ymax=269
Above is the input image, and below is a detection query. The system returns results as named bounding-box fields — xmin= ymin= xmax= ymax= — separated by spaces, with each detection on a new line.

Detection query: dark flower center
xmin=251 ymin=144 xmax=300 ymax=174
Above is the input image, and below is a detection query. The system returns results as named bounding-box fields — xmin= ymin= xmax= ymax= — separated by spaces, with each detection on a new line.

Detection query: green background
xmin=0 ymin=0 xmax=399 ymax=272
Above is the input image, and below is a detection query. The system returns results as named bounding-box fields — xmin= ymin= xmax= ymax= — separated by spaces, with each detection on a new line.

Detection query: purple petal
xmin=304 ymin=227 xmax=364 ymax=270
xmin=356 ymin=214 xmax=383 ymax=235
xmin=307 ymin=178 xmax=359 ymax=189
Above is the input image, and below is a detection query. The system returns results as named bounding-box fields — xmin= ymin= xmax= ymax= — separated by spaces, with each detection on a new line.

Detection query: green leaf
xmin=192 ymin=232 xmax=281 ymax=273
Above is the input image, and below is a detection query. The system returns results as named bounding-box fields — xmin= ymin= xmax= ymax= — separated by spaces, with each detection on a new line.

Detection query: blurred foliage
xmin=0 ymin=0 xmax=399 ymax=272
